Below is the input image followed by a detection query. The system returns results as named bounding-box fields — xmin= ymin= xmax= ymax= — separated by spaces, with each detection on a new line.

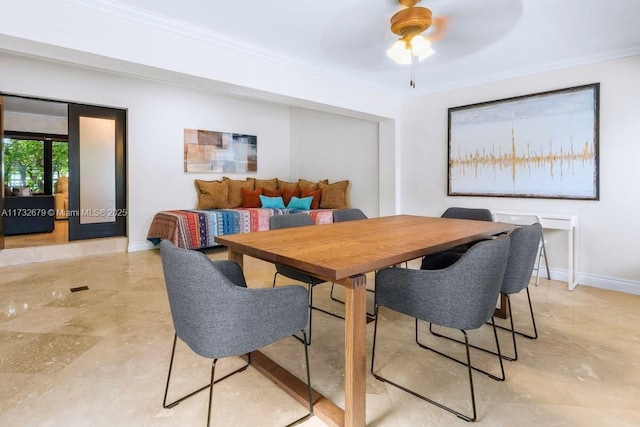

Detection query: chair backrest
xmin=159 ymin=240 xmax=247 ymax=358
xmin=494 ymin=212 xmax=541 ymax=226
xmin=501 ymin=223 xmax=542 ymax=295
xmin=441 ymin=207 xmax=494 ymax=222
xmin=333 ymin=208 xmax=367 ymax=222
xmin=376 ymin=236 xmax=510 ymax=331
xmin=436 ymin=236 xmax=510 ymax=329
xmin=269 ymin=213 xmax=314 ymax=230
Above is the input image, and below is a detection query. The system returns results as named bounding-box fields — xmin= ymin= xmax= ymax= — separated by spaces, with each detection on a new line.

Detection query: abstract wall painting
xmin=448 ymin=84 xmax=599 ymax=200
xmin=184 ymin=129 xmax=257 ymax=173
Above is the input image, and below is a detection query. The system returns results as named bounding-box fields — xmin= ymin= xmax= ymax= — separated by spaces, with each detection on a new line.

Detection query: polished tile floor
xmin=0 ymin=247 xmax=639 ymax=426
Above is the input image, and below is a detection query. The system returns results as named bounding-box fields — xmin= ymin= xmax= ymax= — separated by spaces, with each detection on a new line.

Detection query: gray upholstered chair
xmin=493 ymin=212 xmax=550 ymax=286
xmin=441 ymin=206 xmax=494 ymax=222
xmin=496 ymin=223 xmax=542 ymax=359
xmin=332 ymin=208 xmax=367 ymax=222
xmin=429 ymin=224 xmax=542 ymax=362
xmin=269 ymin=213 xmax=343 ymax=345
xmin=421 ymin=207 xmax=494 ymax=270
xmin=371 ymin=236 xmax=510 ymax=422
xmin=159 ymin=240 xmax=313 ymax=427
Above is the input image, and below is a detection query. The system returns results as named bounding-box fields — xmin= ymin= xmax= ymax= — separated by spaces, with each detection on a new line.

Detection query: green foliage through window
xmin=3 ymin=138 xmax=68 ymax=193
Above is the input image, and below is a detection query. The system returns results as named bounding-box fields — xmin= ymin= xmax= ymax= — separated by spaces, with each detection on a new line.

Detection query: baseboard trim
xmin=546 ymin=268 xmax=640 ymax=295
xmin=128 ymin=241 xmax=156 ymax=252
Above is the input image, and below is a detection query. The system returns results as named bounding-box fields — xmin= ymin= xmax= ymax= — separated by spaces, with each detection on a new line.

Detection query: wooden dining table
xmin=214 ymin=214 xmax=514 ymax=427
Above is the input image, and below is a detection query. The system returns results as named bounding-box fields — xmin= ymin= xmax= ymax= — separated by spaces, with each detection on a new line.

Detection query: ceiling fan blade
xmin=424 ymin=16 xmax=448 ymax=42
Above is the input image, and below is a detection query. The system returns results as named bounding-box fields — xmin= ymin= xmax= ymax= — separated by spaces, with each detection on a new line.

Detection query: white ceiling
xmin=103 ymin=0 xmax=640 ymax=97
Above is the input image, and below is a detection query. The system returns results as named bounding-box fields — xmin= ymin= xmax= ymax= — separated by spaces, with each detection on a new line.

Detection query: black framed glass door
xmin=68 ymin=104 xmax=126 ymax=240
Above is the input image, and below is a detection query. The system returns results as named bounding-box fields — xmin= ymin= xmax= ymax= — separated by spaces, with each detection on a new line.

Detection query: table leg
xmin=227 ymin=248 xmax=244 ymax=269
xmin=342 ymin=274 xmax=367 ymax=427
xmin=227 ymin=248 xmax=350 ymax=426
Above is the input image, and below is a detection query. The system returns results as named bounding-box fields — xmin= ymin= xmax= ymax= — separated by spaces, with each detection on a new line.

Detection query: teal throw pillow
xmin=287 ymin=196 xmax=313 ymax=210
xmin=259 ymin=195 xmax=285 ymax=209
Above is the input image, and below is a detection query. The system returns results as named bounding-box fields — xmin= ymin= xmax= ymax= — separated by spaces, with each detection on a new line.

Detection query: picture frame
xmin=184 ymin=128 xmax=257 ymax=173
xmin=448 ymin=83 xmax=599 ymax=200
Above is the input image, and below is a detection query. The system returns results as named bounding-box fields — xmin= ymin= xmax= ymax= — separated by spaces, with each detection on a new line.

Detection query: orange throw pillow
xmin=301 ymin=188 xmax=321 ymax=210
xmin=282 ymin=188 xmax=301 ymax=206
xmin=241 ymin=187 xmax=263 ymax=208
xmin=261 ymin=188 xmax=283 ymax=197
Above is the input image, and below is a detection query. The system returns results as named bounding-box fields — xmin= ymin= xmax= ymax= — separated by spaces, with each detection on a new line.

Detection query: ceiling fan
xmin=386 ymin=0 xmax=447 ymax=87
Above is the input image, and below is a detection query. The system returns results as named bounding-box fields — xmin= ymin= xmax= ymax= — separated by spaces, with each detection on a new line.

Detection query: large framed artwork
xmin=448 ymin=83 xmax=599 ymax=200
xmin=184 ymin=128 xmax=257 ymax=173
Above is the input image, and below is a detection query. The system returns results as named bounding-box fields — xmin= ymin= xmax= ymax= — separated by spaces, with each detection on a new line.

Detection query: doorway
xmin=0 ymin=94 xmax=127 ymax=249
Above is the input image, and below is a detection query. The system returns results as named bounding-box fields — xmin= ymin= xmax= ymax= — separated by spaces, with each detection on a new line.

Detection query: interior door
xmin=68 ymin=104 xmax=126 ymax=240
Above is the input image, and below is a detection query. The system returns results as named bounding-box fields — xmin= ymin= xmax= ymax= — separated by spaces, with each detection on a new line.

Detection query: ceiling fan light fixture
xmin=387 ymin=0 xmax=436 ymax=87
xmin=386 ymin=35 xmax=434 ymax=65
xmin=410 ymin=35 xmax=435 ymax=60
xmin=386 ymin=39 xmax=412 ymax=64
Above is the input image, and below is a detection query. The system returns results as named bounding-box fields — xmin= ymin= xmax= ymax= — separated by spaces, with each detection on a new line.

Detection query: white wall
xmin=0 ymin=53 xmax=293 ymax=250
xmin=0 ymin=0 xmax=400 ymax=121
xmin=400 ymin=55 xmax=640 ymax=293
xmin=1 ymin=52 xmax=391 ymax=251
xmin=289 ymin=108 xmax=379 ymax=217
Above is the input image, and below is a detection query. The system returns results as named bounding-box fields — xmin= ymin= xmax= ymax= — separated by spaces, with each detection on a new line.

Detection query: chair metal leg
xmin=285 ymin=330 xmax=315 ymax=427
xmin=277 ymin=274 xmax=347 ymax=341
xmin=163 ymin=333 xmax=249 ymax=410
xmin=293 ymin=285 xmax=315 ymax=345
xmin=166 ymin=331 xmax=313 ymax=426
xmin=329 ymin=283 xmax=376 ymax=318
xmin=371 ymin=306 xmax=478 ymax=422
xmin=294 ymin=281 xmax=350 ymax=345
xmin=433 ymin=288 xmax=538 ymax=363
xmin=421 ymin=319 xmax=505 ymax=381
xmin=207 ymin=359 xmax=217 ymax=427
xmin=494 ymin=289 xmax=538 ymax=340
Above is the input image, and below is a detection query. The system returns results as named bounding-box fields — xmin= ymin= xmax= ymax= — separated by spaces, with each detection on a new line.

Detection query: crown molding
xmin=407 ymin=46 xmax=640 ymax=98
xmin=61 ymin=0 xmax=396 ymax=96
xmin=62 ymin=0 xmax=320 ymax=72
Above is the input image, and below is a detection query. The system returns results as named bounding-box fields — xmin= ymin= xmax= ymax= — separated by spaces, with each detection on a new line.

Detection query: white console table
xmin=492 ymin=210 xmax=579 ymax=290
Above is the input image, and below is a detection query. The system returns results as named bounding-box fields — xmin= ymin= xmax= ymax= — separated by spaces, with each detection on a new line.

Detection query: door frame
xmin=68 ymin=103 xmax=127 ymax=240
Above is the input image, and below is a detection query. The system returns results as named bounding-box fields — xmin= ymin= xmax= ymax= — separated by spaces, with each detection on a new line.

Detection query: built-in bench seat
xmin=147 ymin=207 xmax=334 ymax=250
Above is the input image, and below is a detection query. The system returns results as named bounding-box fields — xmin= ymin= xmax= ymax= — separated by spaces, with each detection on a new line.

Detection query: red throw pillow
xmin=282 ymin=188 xmax=301 ymax=206
xmin=241 ymin=187 xmax=263 ymax=208
xmin=301 ymin=188 xmax=321 ymax=210
xmin=261 ymin=188 xmax=283 ymax=197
